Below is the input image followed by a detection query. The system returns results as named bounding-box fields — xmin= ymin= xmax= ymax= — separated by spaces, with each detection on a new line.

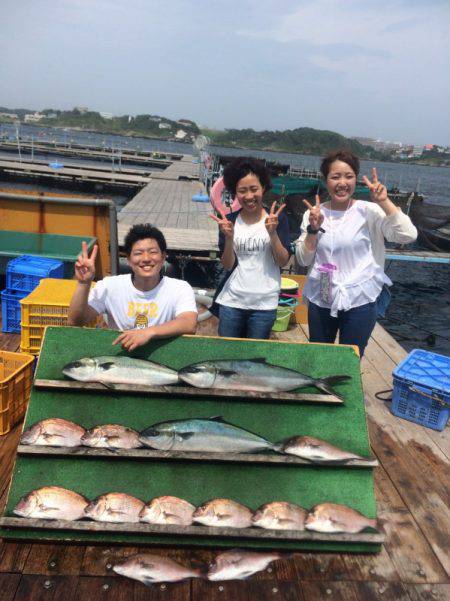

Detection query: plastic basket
xmin=0 ymin=350 xmax=35 ymax=435
xmin=20 ymin=278 xmax=96 ymax=354
xmin=1 ymin=288 xmax=29 ymax=333
xmin=392 ymin=349 xmax=450 ymax=431
xmin=272 ymin=306 xmax=294 ymax=332
xmin=7 ymin=255 xmax=64 ymax=292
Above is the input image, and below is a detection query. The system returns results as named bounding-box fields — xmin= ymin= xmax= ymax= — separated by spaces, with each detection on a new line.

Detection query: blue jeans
xmin=308 ymin=301 xmax=378 ymax=357
xmin=218 ymin=305 xmax=277 ymax=340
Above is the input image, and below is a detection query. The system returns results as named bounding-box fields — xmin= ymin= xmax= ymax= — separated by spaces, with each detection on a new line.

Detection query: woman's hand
xmin=113 ymin=328 xmax=154 ymax=352
xmin=302 ymin=195 xmax=324 ymax=231
xmin=362 ymin=167 xmax=388 ymax=204
xmin=74 ymin=241 xmax=98 ymax=284
xmin=210 ymin=209 xmax=234 ymax=239
xmin=265 ymin=201 xmax=286 ymax=235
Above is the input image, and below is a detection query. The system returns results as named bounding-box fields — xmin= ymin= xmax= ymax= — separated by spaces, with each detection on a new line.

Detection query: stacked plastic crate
xmin=1 ymin=255 xmax=64 ymax=333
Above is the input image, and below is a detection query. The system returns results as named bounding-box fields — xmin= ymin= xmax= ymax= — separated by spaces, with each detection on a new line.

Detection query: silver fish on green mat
xmin=178 ymin=359 xmax=350 ymax=398
xmin=84 ymin=492 xmax=144 ymax=523
xmin=21 ymin=418 xmax=86 ymax=447
xmin=81 ymin=424 xmax=142 ymax=449
xmin=305 ymin=502 xmax=377 ymax=533
xmin=113 ymin=553 xmax=203 ymax=585
xmin=139 ymin=417 xmax=278 ymax=453
xmin=62 ymin=356 xmax=179 ymax=387
xmin=252 ymin=501 xmax=307 ymax=531
xmin=281 ymin=435 xmax=373 ymax=464
xmin=139 ymin=496 xmax=196 ymax=526
xmin=207 ymin=549 xmax=282 ymax=581
xmin=193 ymin=498 xmax=253 ymax=528
xmin=14 ymin=486 xmax=88 ymax=521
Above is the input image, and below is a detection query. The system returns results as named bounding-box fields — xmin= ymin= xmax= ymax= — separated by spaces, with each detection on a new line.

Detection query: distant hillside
xmin=202 ymin=126 xmax=388 ymax=159
xmin=0 ymin=106 xmax=200 ymax=140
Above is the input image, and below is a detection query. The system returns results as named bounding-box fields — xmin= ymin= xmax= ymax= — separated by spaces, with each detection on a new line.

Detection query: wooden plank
xmin=34 ymin=379 xmax=344 ymax=405
xmin=17 ymin=445 xmax=379 ymax=468
xmin=12 ymin=574 xmax=79 ymax=601
xmin=21 ymin=542 xmax=86 ymax=576
xmin=0 ymin=518 xmax=385 ymax=544
xmin=192 ymin=579 xmax=307 ymax=601
xmin=0 ymin=573 xmax=20 ymax=601
xmin=76 ymin=574 xmax=189 ymax=600
xmin=405 ymin=584 xmax=450 ymax=601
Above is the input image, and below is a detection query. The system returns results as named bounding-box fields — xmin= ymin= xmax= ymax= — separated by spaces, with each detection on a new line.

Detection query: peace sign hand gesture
xmin=74 ymin=241 xmax=98 ymax=284
xmin=209 ymin=209 xmax=234 ymax=240
xmin=302 ymin=195 xmax=324 ymax=232
xmin=362 ymin=167 xmax=388 ymax=204
xmin=265 ymin=201 xmax=286 ymax=235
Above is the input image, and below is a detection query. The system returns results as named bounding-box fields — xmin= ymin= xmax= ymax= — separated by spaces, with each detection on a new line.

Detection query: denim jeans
xmin=218 ymin=305 xmax=277 ymax=340
xmin=308 ymin=301 xmax=378 ymax=357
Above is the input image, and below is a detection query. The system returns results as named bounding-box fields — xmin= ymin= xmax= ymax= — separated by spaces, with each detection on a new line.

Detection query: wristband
xmin=306 ymin=224 xmax=325 ymax=235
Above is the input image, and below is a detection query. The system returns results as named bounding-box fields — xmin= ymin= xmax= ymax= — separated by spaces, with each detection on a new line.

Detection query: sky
xmin=1 ymin=0 xmax=449 ymax=145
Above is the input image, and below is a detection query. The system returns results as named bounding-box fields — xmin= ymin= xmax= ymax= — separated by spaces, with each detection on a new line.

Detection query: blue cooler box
xmin=392 ymin=349 xmax=450 ymax=431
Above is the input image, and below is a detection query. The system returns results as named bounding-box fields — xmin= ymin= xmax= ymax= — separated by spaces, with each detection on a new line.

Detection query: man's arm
xmin=68 ymin=242 xmax=99 ymax=326
xmin=68 ymin=282 xmax=99 ymax=326
xmin=113 ymin=311 xmax=198 ymax=351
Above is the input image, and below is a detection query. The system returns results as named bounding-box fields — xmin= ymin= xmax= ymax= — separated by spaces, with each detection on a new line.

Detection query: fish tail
xmin=314 ymin=375 xmax=351 ymax=399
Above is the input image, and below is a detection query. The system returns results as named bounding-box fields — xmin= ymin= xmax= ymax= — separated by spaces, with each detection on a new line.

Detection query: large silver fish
xmin=207 ymin=550 xmax=282 ymax=581
xmin=305 ymin=502 xmax=377 ymax=533
xmin=21 ymin=418 xmax=86 ymax=447
xmin=178 ymin=359 xmax=350 ymax=398
xmin=14 ymin=486 xmax=88 ymax=521
xmin=113 ymin=553 xmax=203 ymax=585
xmin=139 ymin=417 xmax=277 ymax=453
xmin=62 ymin=356 xmax=179 ymax=387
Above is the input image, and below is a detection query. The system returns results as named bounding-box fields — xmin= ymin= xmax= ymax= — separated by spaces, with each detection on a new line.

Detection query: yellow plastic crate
xmin=0 ymin=350 xmax=35 ymax=435
xmin=20 ymin=278 xmax=96 ymax=354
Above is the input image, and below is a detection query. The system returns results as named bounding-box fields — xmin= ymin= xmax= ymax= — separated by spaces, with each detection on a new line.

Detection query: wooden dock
xmin=118 ymin=155 xmax=219 ymax=254
xmin=0 ymin=159 xmax=152 ymax=189
xmin=0 ymin=318 xmax=448 ymax=600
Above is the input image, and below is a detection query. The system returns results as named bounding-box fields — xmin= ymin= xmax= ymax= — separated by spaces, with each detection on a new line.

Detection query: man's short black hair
xmin=123 ymin=223 xmax=167 ymax=255
xmin=223 ymin=157 xmax=272 ymax=197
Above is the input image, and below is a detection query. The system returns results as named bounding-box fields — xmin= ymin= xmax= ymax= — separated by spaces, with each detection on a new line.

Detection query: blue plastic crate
xmin=1 ymin=288 xmax=28 ymax=333
xmin=6 ymin=255 xmax=64 ymax=292
xmin=392 ymin=349 xmax=450 ymax=431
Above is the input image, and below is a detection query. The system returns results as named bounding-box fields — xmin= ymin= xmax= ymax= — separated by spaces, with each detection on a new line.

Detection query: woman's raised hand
xmin=265 ymin=201 xmax=286 ymax=235
xmin=210 ymin=209 xmax=234 ymax=239
xmin=74 ymin=241 xmax=98 ymax=284
xmin=362 ymin=167 xmax=388 ymax=204
xmin=302 ymin=195 xmax=324 ymax=231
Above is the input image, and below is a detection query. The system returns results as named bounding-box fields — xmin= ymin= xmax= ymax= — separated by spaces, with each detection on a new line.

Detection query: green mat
xmin=1 ymin=327 xmax=379 ymax=552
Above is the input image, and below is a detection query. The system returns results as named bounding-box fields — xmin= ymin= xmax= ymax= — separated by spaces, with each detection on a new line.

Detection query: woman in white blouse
xmin=295 ymin=149 xmax=417 ymax=357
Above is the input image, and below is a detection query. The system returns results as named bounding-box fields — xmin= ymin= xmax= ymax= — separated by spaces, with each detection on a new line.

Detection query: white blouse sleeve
xmin=294 ymin=209 xmax=316 ymax=266
xmin=367 ymin=203 xmax=418 ymax=244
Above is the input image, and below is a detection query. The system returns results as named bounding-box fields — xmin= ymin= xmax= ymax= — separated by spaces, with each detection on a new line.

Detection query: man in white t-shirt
xmin=68 ymin=223 xmax=198 ymax=351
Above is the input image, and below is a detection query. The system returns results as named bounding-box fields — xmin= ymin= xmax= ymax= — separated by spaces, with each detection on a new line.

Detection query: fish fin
xmin=314 ymin=375 xmax=351 ymax=399
xmin=209 ymin=416 xmax=225 ymax=422
xmin=250 ymin=357 xmax=269 ymax=364
xmin=238 ymin=570 xmax=256 ymax=580
xmin=216 ymin=369 xmax=238 ymax=376
xmin=178 ymin=432 xmax=196 ymax=440
xmin=272 ymin=442 xmax=285 ymax=453
xmin=141 ymin=577 xmax=156 ymax=588
xmin=101 ymin=382 xmax=117 ymax=390
xmin=99 ymin=362 xmax=116 ymax=370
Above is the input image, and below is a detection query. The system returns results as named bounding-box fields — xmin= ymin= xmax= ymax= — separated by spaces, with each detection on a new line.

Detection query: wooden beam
xmin=34 ymin=379 xmax=344 ymax=404
xmin=0 ymin=517 xmax=385 ymax=544
xmin=17 ymin=445 xmax=378 ymax=468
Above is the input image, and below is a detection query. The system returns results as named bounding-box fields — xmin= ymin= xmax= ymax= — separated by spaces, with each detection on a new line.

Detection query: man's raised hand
xmin=74 ymin=241 xmax=98 ymax=284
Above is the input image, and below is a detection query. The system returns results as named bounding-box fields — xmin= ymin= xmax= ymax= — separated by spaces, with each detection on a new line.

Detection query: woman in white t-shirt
xmin=295 ymin=149 xmax=417 ymax=357
xmin=210 ymin=157 xmax=291 ymax=339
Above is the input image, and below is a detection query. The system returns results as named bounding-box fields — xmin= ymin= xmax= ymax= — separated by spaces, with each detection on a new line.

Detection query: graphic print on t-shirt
xmin=127 ymin=301 xmax=158 ymax=329
xmin=234 ymin=236 xmax=269 ymax=254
